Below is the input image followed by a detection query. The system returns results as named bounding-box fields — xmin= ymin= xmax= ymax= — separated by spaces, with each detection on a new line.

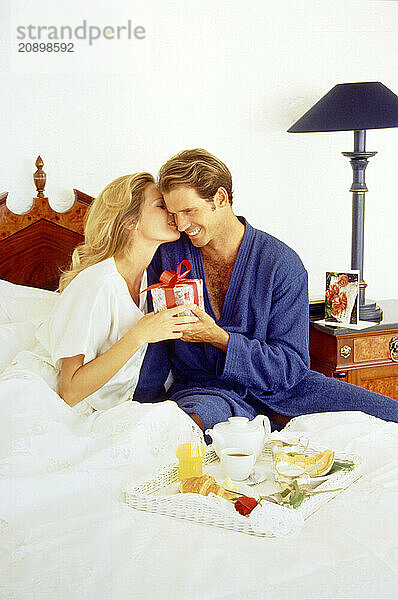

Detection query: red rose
xmin=234 ymin=496 xmax=258 ymax=516
xmin=337 ymin=274 xmax=349 ymax=287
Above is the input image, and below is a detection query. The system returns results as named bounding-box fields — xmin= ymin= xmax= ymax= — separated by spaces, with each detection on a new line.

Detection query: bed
xmin=0 ymin=159 xmax=397 ymax=600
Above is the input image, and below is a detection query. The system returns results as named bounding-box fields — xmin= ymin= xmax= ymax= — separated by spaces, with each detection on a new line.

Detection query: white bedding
xmin=0 ymin=320 xmax=37 ymax=372
xmin=1 ymin=411 xmax=397 ymax=600
xmin=1 ymin=281 xmax=397 ymax=599
xmin=0 ymin=280 xmax=58 ymax=372
xmin=0 ymin=280 xmax=58 ymax=324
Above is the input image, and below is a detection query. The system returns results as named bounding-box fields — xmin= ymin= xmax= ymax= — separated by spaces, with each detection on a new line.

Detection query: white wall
xmin=1 ymin=0 xmax=397 ymax=300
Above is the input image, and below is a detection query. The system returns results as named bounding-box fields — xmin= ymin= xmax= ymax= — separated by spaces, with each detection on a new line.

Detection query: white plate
xmin=305 ymin=472 xmax=336 ymax=484
xmin=223 ymin=481 xmax=253 ymax=497
xmin=275 ymin=465 xmax=337 ymax=485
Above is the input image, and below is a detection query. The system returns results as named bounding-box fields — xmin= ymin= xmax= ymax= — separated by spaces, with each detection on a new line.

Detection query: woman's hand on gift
xmin=59 ymin=306 xmax=198 ymax=406
xmin=133 ymin=305 xmax=199 ymax=345
xmin=180 ymin=305 xmax=230 ymax=352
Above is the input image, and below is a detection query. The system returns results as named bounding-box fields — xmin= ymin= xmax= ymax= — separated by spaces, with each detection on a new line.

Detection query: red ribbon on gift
xmin=141 ymin=260 xmax=200 ymax=308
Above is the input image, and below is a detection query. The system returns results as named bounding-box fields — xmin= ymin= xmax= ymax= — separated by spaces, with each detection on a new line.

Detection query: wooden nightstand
xmin=309 ymin=300 xmax=398 ymax=400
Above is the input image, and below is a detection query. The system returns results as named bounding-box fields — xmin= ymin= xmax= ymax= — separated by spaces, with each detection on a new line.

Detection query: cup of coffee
xmin=220 ymin=447 xmax=256 ymax=481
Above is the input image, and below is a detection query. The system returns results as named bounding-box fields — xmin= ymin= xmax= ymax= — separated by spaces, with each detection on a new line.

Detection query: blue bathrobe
xmin=133 ymin=217 xmax=398 ymax=430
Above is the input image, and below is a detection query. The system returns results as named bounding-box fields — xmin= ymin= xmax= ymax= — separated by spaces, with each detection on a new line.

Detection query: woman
xmin=0 ymin=173 xmax=202 ymax=485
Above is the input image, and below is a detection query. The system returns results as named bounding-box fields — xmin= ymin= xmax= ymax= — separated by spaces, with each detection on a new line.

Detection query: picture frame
xmin=325 ymin=270 xmax=359 ymax=325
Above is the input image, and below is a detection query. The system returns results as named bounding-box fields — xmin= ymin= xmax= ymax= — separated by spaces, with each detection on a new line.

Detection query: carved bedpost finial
xmin=33 ymin=155 xmax=46 ymax=198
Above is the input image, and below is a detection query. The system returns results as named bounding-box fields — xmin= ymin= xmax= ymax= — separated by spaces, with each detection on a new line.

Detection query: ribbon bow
xmin=141 ymin=260 xmax=193 ymax=294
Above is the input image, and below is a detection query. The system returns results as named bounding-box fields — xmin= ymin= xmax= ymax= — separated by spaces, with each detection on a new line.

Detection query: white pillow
xmin=0 ymin=319 xmax=38 ymax=373
xmin=0 ymin=280 xmax=58 ymax=324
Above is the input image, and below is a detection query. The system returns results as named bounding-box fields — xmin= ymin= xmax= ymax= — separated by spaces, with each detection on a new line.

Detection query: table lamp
xmin=288 ymin=82 xmax=398 ymax=322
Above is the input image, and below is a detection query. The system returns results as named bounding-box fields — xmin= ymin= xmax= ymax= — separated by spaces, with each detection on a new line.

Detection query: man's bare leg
xmin=189 ymin=413 xmax=203 ymax=430
xmin=270 ymin=410 xmax=292 ymax=428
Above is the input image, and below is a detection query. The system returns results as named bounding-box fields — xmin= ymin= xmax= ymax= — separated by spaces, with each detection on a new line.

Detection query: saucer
xmin=231 ymin=465 xmax=269 ymax=487
xmin=245 ymin=465 xmax=269 ymax=485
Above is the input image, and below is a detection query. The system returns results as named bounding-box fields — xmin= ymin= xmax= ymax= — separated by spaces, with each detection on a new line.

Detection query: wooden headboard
xmin=0 ymin=157 xmax=94 ymax=290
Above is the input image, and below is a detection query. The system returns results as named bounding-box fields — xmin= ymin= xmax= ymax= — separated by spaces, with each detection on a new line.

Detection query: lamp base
xmin=359 ymin=299 xmax=383 ymax=322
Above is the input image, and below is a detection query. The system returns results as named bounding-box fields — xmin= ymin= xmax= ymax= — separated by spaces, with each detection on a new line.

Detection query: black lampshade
xmin=287 ymin=82 xmax=398 ymax=133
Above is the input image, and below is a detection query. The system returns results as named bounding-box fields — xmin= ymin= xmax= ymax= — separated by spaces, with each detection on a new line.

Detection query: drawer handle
xmin=334 ymin=372 xmax=347 ymax=379
xmin=340 ymin=345 xmax=352 ymax=359
xmin=390 ymin=337 xmax=398 ymax=363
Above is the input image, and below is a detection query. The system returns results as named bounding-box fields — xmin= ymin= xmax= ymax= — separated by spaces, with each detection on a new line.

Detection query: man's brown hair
xmin=158 ymin=148 xmax=233 ymax=205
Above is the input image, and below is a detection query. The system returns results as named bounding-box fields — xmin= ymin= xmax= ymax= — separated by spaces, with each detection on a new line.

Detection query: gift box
xmin=142 ymin=260 xmax=204 ymax=316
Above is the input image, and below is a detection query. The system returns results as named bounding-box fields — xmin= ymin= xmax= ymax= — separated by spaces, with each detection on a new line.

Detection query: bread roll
xmin=180 ymin=475 xmax=237 ymax=501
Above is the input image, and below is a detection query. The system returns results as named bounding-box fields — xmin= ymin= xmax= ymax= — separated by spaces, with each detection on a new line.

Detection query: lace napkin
xmin=208 ymin=493 xmax=304 ymax=538
xmin=248 ymin=501 xmax=304 ymax=537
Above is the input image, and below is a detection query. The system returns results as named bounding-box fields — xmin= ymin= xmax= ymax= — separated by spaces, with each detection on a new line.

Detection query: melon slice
xmin=310 ymin=450 xmax=335 ymax=477
xmin=275 ymin=449 xmax=335 ymax=477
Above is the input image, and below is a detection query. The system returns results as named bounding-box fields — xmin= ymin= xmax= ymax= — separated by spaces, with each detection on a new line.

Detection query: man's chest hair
xmin=202 ymin=257 xmax=235 ymax=317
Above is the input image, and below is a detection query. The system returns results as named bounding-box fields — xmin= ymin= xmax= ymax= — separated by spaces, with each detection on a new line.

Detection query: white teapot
xmin=205 ymin=415 xmax=271 ymax=459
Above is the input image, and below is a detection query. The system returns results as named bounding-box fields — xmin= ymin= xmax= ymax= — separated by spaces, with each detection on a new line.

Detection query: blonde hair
xmin=58 ymin=172 xmax=154 ymax=292
xmin=158 ymin=148 xmax=233 ymax=205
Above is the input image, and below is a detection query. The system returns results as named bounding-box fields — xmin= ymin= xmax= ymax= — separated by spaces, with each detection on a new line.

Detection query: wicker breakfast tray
xmin=123 ymin=441 xmax=363 ymax=538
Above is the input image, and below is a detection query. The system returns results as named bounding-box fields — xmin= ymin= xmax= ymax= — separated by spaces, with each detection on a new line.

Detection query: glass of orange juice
xmin=176 ymin=441 xmax=206 ymax=481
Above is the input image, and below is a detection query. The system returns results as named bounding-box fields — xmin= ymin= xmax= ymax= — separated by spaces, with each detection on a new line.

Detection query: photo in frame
xmin=325 ymin=271 xmax=359 ymax=325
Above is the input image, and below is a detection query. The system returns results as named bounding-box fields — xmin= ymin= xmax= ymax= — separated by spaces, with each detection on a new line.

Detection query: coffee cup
xmin=220 ymin=447 xmax=256 ymax=481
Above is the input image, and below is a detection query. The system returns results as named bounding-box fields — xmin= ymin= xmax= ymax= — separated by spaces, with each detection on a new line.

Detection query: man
xmin=134 ymin=148 xmax=398 ymax=431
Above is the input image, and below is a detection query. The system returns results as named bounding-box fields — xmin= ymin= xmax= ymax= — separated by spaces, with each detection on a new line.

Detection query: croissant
xmin=180 ymin=475 xmax=237 ymax=502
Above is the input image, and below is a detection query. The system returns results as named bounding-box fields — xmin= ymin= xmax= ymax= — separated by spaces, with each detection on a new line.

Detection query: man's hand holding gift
xmin=143 ymin=260 xmax=229 ymax=352
xmin=180 ymin=304 xmax=229 ymax=352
